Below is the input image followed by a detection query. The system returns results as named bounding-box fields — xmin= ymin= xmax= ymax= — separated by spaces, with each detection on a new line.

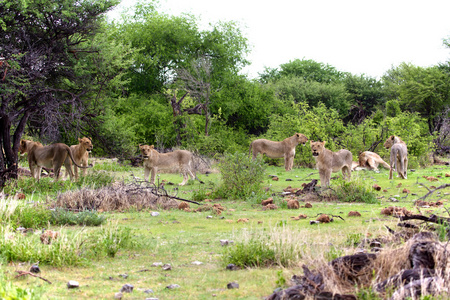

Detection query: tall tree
xmin=0 ymin=0 xmax=121 ymax=186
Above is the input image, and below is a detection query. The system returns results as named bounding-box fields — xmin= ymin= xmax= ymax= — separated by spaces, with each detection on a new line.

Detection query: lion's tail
xmin=66 ymin=146 xmax=92 ymax=169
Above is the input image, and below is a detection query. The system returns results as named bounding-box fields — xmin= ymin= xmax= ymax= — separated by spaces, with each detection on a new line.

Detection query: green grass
xmin=1 ymin=161 xmax=449 ymax=299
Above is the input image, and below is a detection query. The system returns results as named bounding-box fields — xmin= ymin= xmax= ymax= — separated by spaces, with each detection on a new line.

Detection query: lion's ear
xmin=391 ymin=135 xmax=395 ymax=140
xmin=323 ymin=141 xmax=327 ymax=146
xmin=310 ymin=140 xmax=313 ymax=145
xmin=150 ymin=145 xmax=154 ymax=149
xmin=78 ymin=138 xmax=82 ymax=143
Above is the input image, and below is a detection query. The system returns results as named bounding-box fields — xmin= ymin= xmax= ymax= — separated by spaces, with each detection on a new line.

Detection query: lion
xmin=139 ymin=145 xmax=203 ymax=186
xmin=64 ymin=137 xmax=93 ymax=179
xmin=358 ymin=151 xmax=390 ymax=172
xmin=249 ymin=133 xmax=308 ymax=171
xmin=384 ymin=135 xmax=408 ymax=179
xmin=19 ymin=139 xmax=91 ymax=181
xmin=310 ymin=141 xmax=352 ymax=187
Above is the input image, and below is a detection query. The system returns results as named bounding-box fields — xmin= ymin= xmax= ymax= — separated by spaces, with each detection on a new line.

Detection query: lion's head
xmin=310 ymin=141 xmax=326 ymax=157
xmin=294 ymin=133 xmax=308 ymax=146
xmin=383 ymin=135 xmax=403 ymax=149
xmin=79 ymin=137 xmax=93 ymax=153
xmin=139 ymin=144 xmax=155 ymax=160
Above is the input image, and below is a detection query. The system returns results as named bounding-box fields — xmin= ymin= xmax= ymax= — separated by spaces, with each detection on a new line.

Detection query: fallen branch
xmin=416 ymin=183 xmax=450 ymax=201
xmin=14 ymin=270 xmax=52 ymax=284
xmin=399 ymin=214 xmax=450 ymax=225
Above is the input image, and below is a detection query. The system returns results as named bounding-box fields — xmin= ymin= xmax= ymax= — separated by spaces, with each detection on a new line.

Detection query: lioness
xmin=64 ymin=137 xmax=93 ymax=180
xmin=310 ymin=141 xmax=352 ymax=187
xmin=358 ymin=151 xmax=390 ymax=172
xmin=19 ymin=140 xmax=91 ymax=181
xmin=139 ymin=145 xmax=203 ymax=186
xmin=384 ymin=135 xmax=408 ymax=179
xmin=250 ymin=133 xmax=308 ymax=171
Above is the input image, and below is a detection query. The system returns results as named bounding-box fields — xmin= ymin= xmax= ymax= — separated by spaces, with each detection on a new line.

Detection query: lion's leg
xmin=81 ymin=157 xmax=88 ymax=177
xmin=143 ymin=167 xmax=150 ymax=182
xmin=64 ymin=158 xmax=74 ymax=181
xmin=389 ymin=151 xmax=396 ymax=180
xmin=179 ymin=168 xmax=189 ymax=186
xmin=380 ymin=160 xmax=390 ymax=170
xmin=403 ymin=156 xmax=408 ymax=179
xmin=342 ymin=166 xmax=351 ymax=180
xmin=150 ymin=167 xmax=157 ymax=184
xmin=285 ymin=154 xmax=294 ymax=171
xmin=319 ymin=169 xmax=331 ymax=187
xmin=36 ymin=166 xmax=42 ymax=181
xmin=367 ymin=158 xmax=379 ymax=172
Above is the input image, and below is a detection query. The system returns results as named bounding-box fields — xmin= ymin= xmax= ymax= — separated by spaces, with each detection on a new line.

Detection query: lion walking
xmin=384 ymin=135 xmax=408 ymax=179
xmin=310 ymin=141 xmax=352 ymax=187
xmin=139 ymin=145 xmax=203 ymax=186
xmin=249 ymin=133 xmax=308 ymax=171
xmin=19 ymin=140 xmax=91 ymax=181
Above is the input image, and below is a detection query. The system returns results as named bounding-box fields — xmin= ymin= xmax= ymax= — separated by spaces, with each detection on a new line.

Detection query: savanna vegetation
xmin=1 ymin=0 xmax=450 ymax=299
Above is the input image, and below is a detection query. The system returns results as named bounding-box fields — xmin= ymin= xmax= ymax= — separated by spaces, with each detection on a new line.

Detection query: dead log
xmin=399 ymin=214 xmax=450 ymax=226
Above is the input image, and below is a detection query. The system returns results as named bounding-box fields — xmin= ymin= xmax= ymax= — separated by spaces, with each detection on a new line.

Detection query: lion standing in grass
xmin=139 ymin=145 xmax=202 ymax=186
xmin=384 ymin=135 xmax=408 ymax=179
xmin=358 ymin=151 xmax=390 ymax=172
xmin=249 ymin=133 xmax=308 ymax=171
xmin=19 ymin=139 xmax=91 ymax=181
xmin=65 ymin=137 xmax=93 ymax=179
xmin=310 ymin=141 xmax=352 ymax=187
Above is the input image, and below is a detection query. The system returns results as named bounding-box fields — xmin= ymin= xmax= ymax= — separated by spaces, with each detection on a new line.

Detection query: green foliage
xmin=3 ymin=172 xmax=115 ymax=197
xmin=223 ymin=238 xmax=277 ymax=268
xmin=9 ymin=206 xmax=51 ymax=229
xmin=325 ymin=245 xmax=344 ymax=261
xmin=278 ymin=59 xmax=346 ymax=83
xmin=344 ymin=233 xmax=364 ymax=247
xmin=89 ymin=224 xmax=142 ymax=258
xmin=275 ymin=270 xmax=287 ymax=288
xmin=0 ymin=274 xmax=44 ymax=300
xmin=332 ymin=177 xmax=378 ymax=204
xmin=51 ymin=209 xmax=106 ymax=227
xmin=356 ymin=288 xmax=382 ymax=300
xmin=0 ymin=226 xmax=87 ymax=267
xmin=191 ymin=186 xmax=212 ymax=202
xmin=216 ymin=152 xmax=267 ymax=199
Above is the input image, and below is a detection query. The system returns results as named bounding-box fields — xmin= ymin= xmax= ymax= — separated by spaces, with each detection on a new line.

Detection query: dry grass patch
xmin=54 ymin=182 xmax=178 ymax=211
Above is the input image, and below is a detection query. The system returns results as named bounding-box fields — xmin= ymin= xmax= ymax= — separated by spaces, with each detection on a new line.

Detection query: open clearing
xmin=3 ymin=161 xmax=450 ymax=299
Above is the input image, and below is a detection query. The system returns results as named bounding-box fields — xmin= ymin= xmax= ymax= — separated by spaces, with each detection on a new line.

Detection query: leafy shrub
xmin=86 ymin=223 xmax=142 ymax=258
xmin=224 ymin=238 xmax=276 ymax=268
xmin=344 ymin=233 xmax=364 ymax=247
xmin=0 ymin=274 xmax=43 ymax=300
xmin=215 ymin=152 xmax=267 ymax=199
xmin=50 ymin=208 xmax=106 ymax=226
xmin=332 ymin=178 xmax=378 ymax=204
xmin=9 ymin=205 xmax=51 ymax=229
xmin=0 ymin=226 xmax=87 ymax=266
xmin=325 ymin=245 xmax=344 ymax=261
xmin=223 ymin=227 xmax=304 ymax=268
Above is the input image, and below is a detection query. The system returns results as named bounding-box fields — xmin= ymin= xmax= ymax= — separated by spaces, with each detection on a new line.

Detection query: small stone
xmin=67 ymin=280 xmax=79 ymax=289
xmin=166 ymin=284 xmax=180 ymax=289
xmin=162 ymin=264 xmax=172 ymax=271
xmin=119 ymin=273 xmax=128 ymax=279
xmin=285 ymin=178 xmax=293 ymax=181
xmin=206 ymin=215 xmax=213 ymax=219
xmin=150 ymin=212 xmax=160 ymax=217
xmin=151 ymin=262 xmax=163 ymax=267
xmin=220 ymin=239 xmax=234 ymax=246
xmin=389 ymin=197 xmax=399 ymax=202
xmin=144 ymin=289 xmax=154 ymax=294
xmin=145 ymin=298 xmax=159 ymax=300
xmin=114 ymin=292 xmax=123 ymax=299
xmin=120 ymin=284 xmax=134 ymax=293
xmin=191 ymin=261 xmax=203 ymax=265
xmin=310 ymin=220 xmax=320 ymax=225
xmin=227 ymin=282 xmax=239 ymax=289
xmin=226 ymin=264 xmax=238 ymax=271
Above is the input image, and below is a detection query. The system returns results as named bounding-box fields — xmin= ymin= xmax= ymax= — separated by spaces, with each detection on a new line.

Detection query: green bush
xmin=9 ymin=206 xmax=51 ymax=229
xmin=215 ymin=152 xmax=267 ymax=199
xmin=0 ymin=274 xmax=44 ymax=300
xmin=224 ymin=238 xmax=276 ymax=268
xmin=331 ymin=178 xmax=379 ymax=204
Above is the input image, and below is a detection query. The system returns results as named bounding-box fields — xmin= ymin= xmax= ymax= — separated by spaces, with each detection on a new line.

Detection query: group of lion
xmin=19 ymin=137 xmax=93 ymax=181
xmin=19 ymin=133 xmax=408 ymax=188
xmin=250 ymin=133 xmax=408 ymax=187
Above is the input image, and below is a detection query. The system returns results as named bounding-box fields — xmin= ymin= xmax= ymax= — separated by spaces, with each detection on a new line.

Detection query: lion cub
xmin=383 ymin=135 xmax=408 ymax=179
xmin=139 ymin=145 xmax=202 ymax=186
xmin=310 ymin=141 xmax=352 ymax=187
